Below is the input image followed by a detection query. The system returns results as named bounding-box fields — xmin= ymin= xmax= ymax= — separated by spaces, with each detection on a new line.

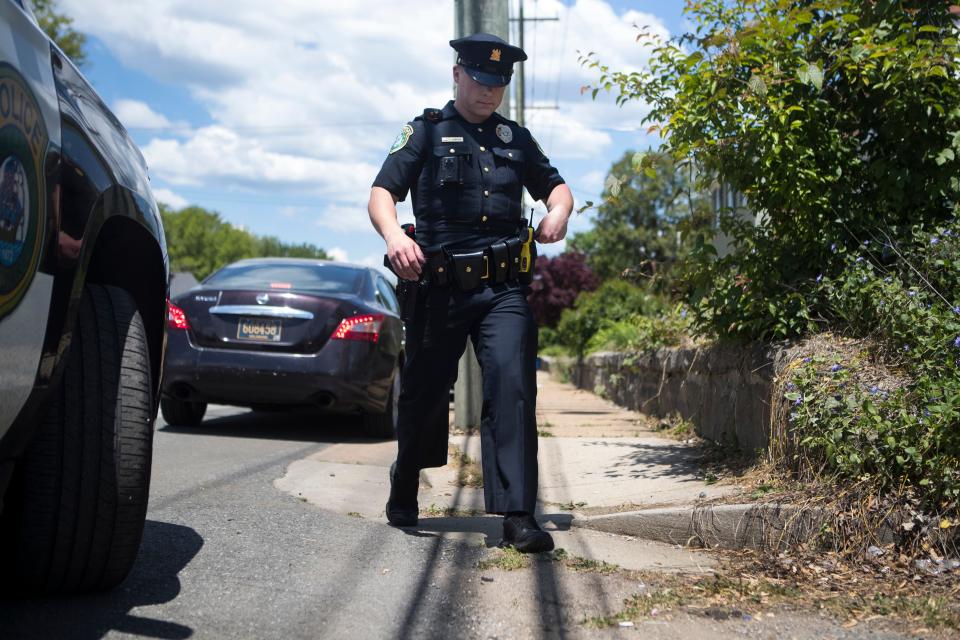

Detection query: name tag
xmin=441 ymin=136 xmax=464 ymax=142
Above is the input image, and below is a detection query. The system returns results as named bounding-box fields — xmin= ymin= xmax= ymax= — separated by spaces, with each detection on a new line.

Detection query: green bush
xmin=588 ymin=0 xmax=960 ymax=340
xmin=586 ymin=305 xmax=692 ymax=354
xmin=556 ymin=280 xmax=665 ymax=356
xmin=788 ymin=218 xmax=960 ymax=510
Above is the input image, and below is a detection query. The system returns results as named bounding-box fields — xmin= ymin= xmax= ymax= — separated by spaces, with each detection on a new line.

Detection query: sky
xmin=60 ymin=0 xmax=688 ymax=272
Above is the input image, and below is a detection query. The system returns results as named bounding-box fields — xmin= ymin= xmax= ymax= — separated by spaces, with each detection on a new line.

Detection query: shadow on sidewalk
xmin=411 ymin=513 xmax=573 ymax=547
xmin=0 ymin=520 xmax=202 ymax=640
xmin=583 ymin=439 xmax=705 ymax=481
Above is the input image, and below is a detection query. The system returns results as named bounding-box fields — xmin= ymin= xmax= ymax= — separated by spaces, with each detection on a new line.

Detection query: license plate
xmin=237 ymin=317 xmax=282 ymax=342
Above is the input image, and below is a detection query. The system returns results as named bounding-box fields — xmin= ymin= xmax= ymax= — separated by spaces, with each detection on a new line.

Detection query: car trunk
xmin=179 ymin=289 xmax=360 ymax=353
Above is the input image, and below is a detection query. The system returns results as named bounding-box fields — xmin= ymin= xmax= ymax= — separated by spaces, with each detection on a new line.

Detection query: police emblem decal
xmin=0 ymin=64 xmax=48 ymax=320
xmin=490 ymin=48 xmax=502 ymax=62
xmin=495 ymin=124 xmax=513 ymax=144
xmin=389 ymin=124 xmax=414 ymax=154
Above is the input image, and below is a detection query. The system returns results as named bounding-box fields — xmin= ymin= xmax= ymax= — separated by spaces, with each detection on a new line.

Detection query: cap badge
xmin=496 ymin=124 xmax=513 ymax=143
xmin=389 ymin=124 xmax=414 ymax=154
xmin=490 ymin=48 xmax=501 ymax=62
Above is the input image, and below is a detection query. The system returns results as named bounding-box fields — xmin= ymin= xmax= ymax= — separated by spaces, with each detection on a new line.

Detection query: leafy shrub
xmin=585 ymin=305 xmax=692 ymax=354
xmin=556 ymin=280 xmax=665 ymax=356
xmin=587 ymin=0 xmax=960 ymax=340
xmin=528 ymin=252 xmax=601 ymax=328
xmin=787 ymin=217 xmax=960 ymax=510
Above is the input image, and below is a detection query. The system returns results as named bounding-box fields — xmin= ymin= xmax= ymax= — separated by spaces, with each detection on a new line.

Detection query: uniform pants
xmin=394 ymin=281 xmax=538 ymax=514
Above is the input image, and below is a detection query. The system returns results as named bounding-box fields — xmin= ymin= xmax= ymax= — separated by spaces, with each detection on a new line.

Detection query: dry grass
xmin=447 ymin=444 xmax=483 ymax=488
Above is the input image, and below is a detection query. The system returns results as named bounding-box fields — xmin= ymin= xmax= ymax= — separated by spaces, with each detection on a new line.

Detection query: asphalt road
xmin=1 ymin=405 xmax=500 ymax=639
xmin=0 ymin=405 xmax=919 ymax=640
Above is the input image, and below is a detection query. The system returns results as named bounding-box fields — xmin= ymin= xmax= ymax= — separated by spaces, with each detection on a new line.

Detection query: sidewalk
xmin=275 ymin=371 xmax=743 ymax=571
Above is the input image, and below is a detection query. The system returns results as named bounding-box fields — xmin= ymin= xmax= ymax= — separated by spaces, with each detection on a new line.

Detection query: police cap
xmin=450 ymin=33 xmax=527 ymax=87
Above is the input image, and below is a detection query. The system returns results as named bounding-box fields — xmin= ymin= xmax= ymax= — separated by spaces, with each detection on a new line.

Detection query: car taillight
xmin=167 ymin=299 xmax=190 ymax=330
xmin=332 ymin=314 xmax=383 ymax=343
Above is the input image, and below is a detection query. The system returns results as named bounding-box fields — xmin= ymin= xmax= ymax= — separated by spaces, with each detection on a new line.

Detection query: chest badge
xmin=495 ymin=124 xmax=513 ymax=144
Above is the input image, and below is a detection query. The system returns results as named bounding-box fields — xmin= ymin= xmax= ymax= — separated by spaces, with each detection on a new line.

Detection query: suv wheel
xmin=160 ymin=397 xmax=207 ymax=427
xmin=0 ymin=284 xmax=154 ymax=593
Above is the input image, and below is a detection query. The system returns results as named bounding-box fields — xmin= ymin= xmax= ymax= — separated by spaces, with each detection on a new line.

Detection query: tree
xmin=159 ymin=204 xmax=329 ymax=280
xmin=31 ymin=0 xmax=87 ymax=66
xmin=586 ymin=0 xmax=960 ymax=339
xmin=568 ymin=151 xmax=712 ymax=286
xmin=527 ymin=252 xmax=600 ymax=328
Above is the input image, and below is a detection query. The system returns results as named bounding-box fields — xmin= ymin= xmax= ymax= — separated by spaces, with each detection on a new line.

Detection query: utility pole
xmin=510 ymin=1 xmax=559 ymax=128
xmin=453 ymin=0 xmax=510 ymax=430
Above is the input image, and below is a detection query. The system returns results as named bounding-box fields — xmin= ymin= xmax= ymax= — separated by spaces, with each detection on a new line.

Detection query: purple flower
xmin=907 ymin=291 xmax=916 ymax=297
xmin=786 ymin=382 xmax=796 ymax=390
xmin=794 ymin=396 xmax=803 ymax=406
xmin=944 ymin=229 xmax=953 ymax=237
xmin=863 ymin=240 xmax=871 ymax=246
xmin=830 ymin=364 xmax=842 ymax=372
xmin=869 ymin=385 xmax=879 ymax=394
xmin=816 ymin=274 xmax=823 ymax=283
xmin=953 ymin=306 xmax=960 ymax=315
xmin=830 ymin=243 xmax=837 ymax=251
xmin=954 ymin=336 xmax=960 ymax=349
xmin=803 ymin=357 xmax=812 ymax=363
xmin=904 ymin=345 xmax=911 ymax=352
xmin=856 ymin=256 xmax=864 ymax=263
xmin=931 ymin=237 xmax=940 ymax=245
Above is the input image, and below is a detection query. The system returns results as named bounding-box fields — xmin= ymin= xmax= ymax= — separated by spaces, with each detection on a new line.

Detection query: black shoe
xmin=385 ymin=461 xmax=418 ymax=527
xmin=501 ymin=513 xmax=554 ymax=553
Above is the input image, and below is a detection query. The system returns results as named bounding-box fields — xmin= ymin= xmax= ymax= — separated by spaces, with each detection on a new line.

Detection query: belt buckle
xmin=481 ymin=254 xmax=489 ymax=280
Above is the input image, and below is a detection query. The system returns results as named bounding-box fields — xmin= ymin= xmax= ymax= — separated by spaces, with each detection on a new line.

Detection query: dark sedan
xmin=162 ymin=258 xmax=404 ymax=438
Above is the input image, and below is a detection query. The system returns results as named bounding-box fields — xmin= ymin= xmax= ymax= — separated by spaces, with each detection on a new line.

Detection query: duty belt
xmin=426 ymin=228 xmax=535 ymax=291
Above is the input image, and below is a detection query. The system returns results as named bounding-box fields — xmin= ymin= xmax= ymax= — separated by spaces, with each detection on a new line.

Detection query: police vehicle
xmin=0 ymin=1 xmax=168 ymax=593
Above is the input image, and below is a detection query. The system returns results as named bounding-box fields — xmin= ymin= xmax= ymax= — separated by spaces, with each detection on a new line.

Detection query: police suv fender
xmin=0 ymin=0 xmax=168 ymax=593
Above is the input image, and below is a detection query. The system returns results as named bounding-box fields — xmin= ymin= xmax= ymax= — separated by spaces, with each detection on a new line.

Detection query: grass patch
xmin=419 ymin=504 xmax=485 ymax=518
xmin=584 ymin=590 xmax=685 ymax=627
xmin=537 ymin=429 xmax=554 ymax=437
xmin=652 ymin=412 xmax=696 ymax=440
xmin=476 ymin=547 xmax=530 ymax=571
xmin=550 ymin=548 xmax=620 ymax=575
xmin=346 ymin=511 xmax=362 ymax=518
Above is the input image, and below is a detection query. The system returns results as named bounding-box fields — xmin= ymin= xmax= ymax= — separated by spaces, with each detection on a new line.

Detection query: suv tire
xmin=0 ymin=284 xmax=154 ymax=593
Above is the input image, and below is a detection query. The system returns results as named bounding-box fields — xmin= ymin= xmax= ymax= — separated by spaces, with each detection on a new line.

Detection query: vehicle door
xmin=0 ymin=0 xmax=62 ymax=435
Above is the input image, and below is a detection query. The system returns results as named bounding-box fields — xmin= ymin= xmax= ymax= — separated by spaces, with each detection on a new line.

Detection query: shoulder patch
xmin=389 ymin=124 xmax=414 ymax=154
xmin=422 ymin=108 xmax=443 ymax=123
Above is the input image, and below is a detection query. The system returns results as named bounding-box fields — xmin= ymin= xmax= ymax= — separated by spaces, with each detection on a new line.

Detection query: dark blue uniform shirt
xmin=373 ymin=100 xmax=565 ymax=253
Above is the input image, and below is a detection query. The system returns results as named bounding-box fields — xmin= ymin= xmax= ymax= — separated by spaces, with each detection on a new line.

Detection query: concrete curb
xmin=573 ymin=503 xmax=830 ymax=551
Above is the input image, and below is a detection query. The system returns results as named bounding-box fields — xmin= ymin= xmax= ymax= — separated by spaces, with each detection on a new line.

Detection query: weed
xmin=476 ymin=547 xmax=530 ymax=571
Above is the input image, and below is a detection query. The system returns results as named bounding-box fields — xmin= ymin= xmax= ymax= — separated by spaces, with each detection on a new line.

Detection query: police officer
xmin=368 ymin=33 xmax=573 ymax=553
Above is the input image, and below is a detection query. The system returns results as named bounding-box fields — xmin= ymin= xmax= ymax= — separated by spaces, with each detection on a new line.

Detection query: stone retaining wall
xmin=543 ymin=343 xmax=797 ymax=453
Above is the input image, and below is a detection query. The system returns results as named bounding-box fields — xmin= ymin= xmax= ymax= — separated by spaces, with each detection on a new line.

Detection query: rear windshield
xmin=204 ymin=263 xmax=364 ymax=294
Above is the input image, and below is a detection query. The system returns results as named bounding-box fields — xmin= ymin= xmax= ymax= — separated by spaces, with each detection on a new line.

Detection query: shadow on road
xmin=160 ymin=406 xmax=381 ymax=445
xmin=0 ymin=520 xmax=202 ymax=640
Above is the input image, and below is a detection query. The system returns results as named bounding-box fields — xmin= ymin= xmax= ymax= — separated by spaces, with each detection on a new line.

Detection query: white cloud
xmin=64 ymin=0 xmax=671 ymax=260
xmin=327 ymin=247 xmax=349 ymax=263
xmin=151 ymin=187 xmax=188 ymax=209
xmin=113 ymin=99 xmax=176 ymax=129
xmin=315 ymin=203 xmax=373 ymax=234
